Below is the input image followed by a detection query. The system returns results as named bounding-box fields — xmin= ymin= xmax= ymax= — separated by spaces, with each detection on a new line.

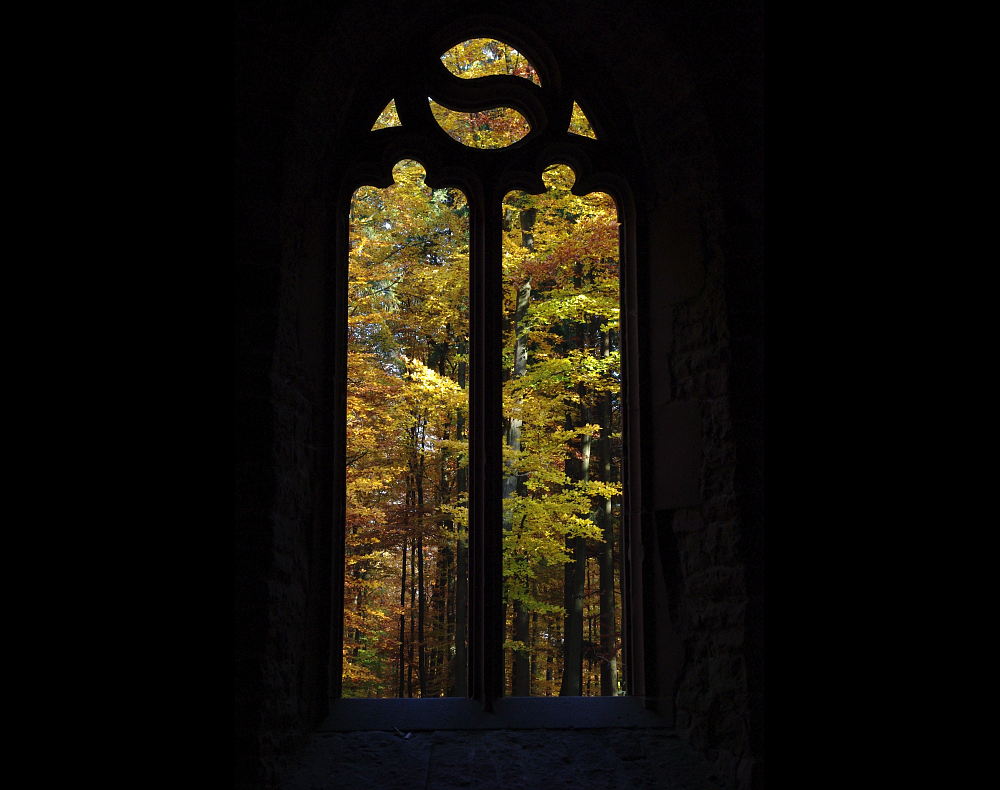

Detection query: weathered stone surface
xmin=237 ymin=3 xmax=764 ymax=788
xmin=690 ymin=600 xmax=747 ymax=630
xmin=279 ymin=728 xmax=730 ymax=790
xmin=673 ymin=508 xmax=704 ymax=533
xmin=685 ymin=567 xmax=745 ymax=600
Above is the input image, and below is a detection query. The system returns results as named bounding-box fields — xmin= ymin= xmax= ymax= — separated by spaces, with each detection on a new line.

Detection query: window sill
xmin=321 ymin=696 xmax=669 ymax=731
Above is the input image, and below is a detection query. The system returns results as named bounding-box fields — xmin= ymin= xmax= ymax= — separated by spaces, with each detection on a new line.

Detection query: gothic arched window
xmin=333 ymin=23 xmax=638 ymax=710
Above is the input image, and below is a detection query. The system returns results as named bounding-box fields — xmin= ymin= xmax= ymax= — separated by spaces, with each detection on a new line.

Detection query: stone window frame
xmin=328 ymin=18 xmax=646 ymax=715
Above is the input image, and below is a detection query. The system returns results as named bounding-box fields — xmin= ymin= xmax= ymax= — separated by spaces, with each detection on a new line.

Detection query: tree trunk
xmin=506 ymin=208 xmax=534 ymax=696
xmin=560 ymin=532 xmax=586 ymax=695
xmin=586 ymin=556 xmax=593 ymax=695
xmin=561 ymin=302 xmax=592 ymax=696
xmin=416 ymin=423 xmax=427 ymax=698
xmin=398 ymin=534 xmax=407 ymax=698
xmin=417 ymin=528 xmax=426 ymax=697
xmin=598 ymin=329 xmax=618 ymax=696
xmin=408 ymin=508 xmax=416 ymax=697
xmin=561 ymin=407 xmax=590 ymax=696
xmin=530 ymin=604 xmax=538 ymax=688
xmin=453 ymin=343 xmax=468 ymax=697
xmin=437 ymin=366 xmax=453 ymax=699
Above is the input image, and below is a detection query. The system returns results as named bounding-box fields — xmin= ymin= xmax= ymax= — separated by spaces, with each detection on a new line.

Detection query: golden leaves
xmin=343 ymin=140 xmax=623 ymax=696
xmin=430 ymin=101 xmax=531 ymax=149
xmin=371 ymin=99 xmax=401 ymax=130
xmin=440 ymin=39 xmax=541 ymax=86
xmin=569 ymin=101 xmax=597 ymax=139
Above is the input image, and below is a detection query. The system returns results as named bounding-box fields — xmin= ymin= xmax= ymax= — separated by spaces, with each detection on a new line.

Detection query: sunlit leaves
xmin=371 ymin=99 xmax=401 ymax=130
xmin=432 ymin=39 xmax=538 ymax=148
xmin=345 ymin=158 xmax=471 ymax=696
xmin=441 ymin=38 xmax=541 ymax=85
xmin=345 ymin=148 xmax=623 ymax=696
xmin=430 ymin=101 xmax=531 ymax=149
xmin=569 ymin=101 xmax=597 ymax=139
xmin=498 ymin=162 xmax=622 ymax=686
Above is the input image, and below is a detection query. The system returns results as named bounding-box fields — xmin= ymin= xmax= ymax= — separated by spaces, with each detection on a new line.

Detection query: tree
xmin=344 ymin=159 xmax=470 ymax=696
xmin=500 ymin=164 xmax=621 ymax=696
xmin=343 ymin=40 xmax=622 ymax=698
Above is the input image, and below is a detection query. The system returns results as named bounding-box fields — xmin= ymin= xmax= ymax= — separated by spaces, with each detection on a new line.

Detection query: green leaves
xmin=345 ymin=151 xmax=622 ymax=696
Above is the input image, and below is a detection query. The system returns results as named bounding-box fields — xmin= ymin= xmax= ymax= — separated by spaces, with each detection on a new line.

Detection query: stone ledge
xmin=320 ymin=696 xmax=673 ymax=731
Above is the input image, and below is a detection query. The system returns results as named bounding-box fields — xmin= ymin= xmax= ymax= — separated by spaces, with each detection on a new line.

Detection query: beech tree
xmin=501 ymin=165 xmax=620 ymax=696
xmin=343 ymin=39 xmax=622 ymax=698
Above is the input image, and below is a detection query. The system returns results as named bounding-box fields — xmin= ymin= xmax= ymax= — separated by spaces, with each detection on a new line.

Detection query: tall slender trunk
xmin=417 ymin=529 xmax=426 ymax=696
xmin=560 ymin=289 xmax=592 ymax=696
xmin=351 ymin=523 xmax=364 ymax=651
xmin=437 ymin=369 xmax=453 ymax=699
xmin=561 ymin=408 xmax=590 ymax=695
xmin=408 ymin=501 xmax=416 ymax=697
xmin=506 ymin=208 xmax=534 ymax=696
xmin=453 ymin=342 xmax=468 ymax=696
xmin=586 ymin=557 xmax=593 ymax=695
xmin=398 ymin=534 xmax=407 ymax=698
xmin=512 ymin=579 xmax=531 ymax=694
xmin=546 ymin=622 xmax=554 ymax=686
xmin=433 ymin=545 xmax=449 ymax=695
xmin=417 ymin=430 xmax=427 ymax=698
xmin=598 ymin=329 xmax=618 ymax=695
xmin=530 ymin=604 xmax=538 ymax=688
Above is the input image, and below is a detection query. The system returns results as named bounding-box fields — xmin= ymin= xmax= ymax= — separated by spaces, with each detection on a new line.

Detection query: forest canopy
xmin=344 ymin=40 xmax=621 ymax=699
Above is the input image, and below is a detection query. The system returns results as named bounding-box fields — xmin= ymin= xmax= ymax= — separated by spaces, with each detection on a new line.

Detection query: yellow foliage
xmin=343 ymin=123 xmax=622 ymax=697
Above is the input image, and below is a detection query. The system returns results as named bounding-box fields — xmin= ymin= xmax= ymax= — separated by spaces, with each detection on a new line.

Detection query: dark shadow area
xmin=236 ymin=1 xmax=763 ymax=787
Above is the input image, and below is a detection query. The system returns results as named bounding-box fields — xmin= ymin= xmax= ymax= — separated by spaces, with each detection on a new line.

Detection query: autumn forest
xmin=344 ymin=40 xmax=622 ymax=699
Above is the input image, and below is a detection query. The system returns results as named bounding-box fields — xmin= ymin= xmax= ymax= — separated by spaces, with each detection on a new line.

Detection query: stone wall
xmin=235 ymin=2 xmax=764 ymax=787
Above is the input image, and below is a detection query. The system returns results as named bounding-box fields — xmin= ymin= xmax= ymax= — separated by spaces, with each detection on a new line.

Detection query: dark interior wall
xmin=235 ymin=1 xmax=763 ymax=787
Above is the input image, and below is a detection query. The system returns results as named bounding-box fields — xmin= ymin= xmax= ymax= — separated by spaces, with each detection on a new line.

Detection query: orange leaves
xmin=344 ymin=143 xmax=623 ymax=696
xmin=498 ymin=163 xmax=623 ymax=649
xmin=541 ymin=218 xmax=619 ymax=277
xmin=432 ymin=40 xmax=540 ymax=148
xmin=430 ymin=102 xmax=531 ymax=149
xmin=344 ymin=156 xmax=473 ymax=697
xmin=502 ymin=167 xmax=619 ymax=293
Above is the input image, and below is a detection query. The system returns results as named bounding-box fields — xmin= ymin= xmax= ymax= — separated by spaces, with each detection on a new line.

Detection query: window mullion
xmin=467 ymin=182 xmax=505 ymax=708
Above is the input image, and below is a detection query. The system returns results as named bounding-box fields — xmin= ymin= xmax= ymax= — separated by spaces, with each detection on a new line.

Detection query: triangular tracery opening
xmin=569 ymin=101 xmax=597 ymax=139
xmin=371 ymin=99 xmax=401 ymax=130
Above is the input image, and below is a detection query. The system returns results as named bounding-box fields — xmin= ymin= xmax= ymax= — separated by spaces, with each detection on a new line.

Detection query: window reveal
xmin=338 ymin=31 xmax=631 ymax=708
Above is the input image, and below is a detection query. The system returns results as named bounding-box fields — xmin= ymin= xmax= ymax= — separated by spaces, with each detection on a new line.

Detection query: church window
xmin=337 ymin=30 xmax=634 ymax=709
